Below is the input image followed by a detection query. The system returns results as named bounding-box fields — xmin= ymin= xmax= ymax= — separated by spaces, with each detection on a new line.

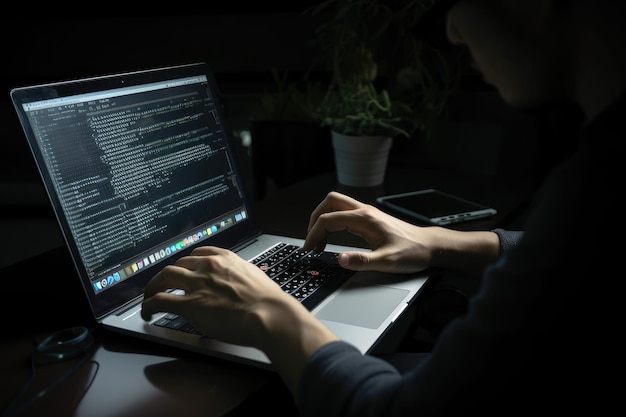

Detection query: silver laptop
xmin=9 ymin=62 xmax=429 ymax=368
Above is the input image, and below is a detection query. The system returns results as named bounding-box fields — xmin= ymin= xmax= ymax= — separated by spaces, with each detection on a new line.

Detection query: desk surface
xmin=1 ymin=330 xmax=278 ymax=417
xmin=0 ymin=244 xmax=298 ymax=417
xmin=0 ymin=166 xmax=532 ymax=416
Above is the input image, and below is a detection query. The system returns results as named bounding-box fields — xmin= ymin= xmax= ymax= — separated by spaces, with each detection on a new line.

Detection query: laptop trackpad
xmin=315 ymin=282 xmax=409 ymax=329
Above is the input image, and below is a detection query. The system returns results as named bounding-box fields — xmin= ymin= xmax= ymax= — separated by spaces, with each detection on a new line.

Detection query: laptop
xmin=9 ymin=62 xmax=429 ymax=368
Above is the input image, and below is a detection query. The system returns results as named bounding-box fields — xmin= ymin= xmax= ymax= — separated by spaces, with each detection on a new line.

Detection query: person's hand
xmin=303 ymin=191 xmax=436 ymax=274
xmin=141 ymin=245 xmax=300 ymax=347
xmin=141 ymin=246 xmax=339 ymax=394
xmin=304 ymin=191 xmax=501 ymax=276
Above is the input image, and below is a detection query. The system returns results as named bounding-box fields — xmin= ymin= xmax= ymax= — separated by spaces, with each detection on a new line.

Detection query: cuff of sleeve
xmin=491 ymin=228 xmax=523 ymax=254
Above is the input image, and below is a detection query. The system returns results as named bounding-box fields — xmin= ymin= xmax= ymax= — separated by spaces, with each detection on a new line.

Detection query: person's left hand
xmin=140 ymin=245 xmax=297 ymax=347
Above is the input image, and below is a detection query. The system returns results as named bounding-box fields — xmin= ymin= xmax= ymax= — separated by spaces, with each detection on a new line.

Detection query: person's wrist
xmin=252 ymin=295 xmax=338 ymax=355
xmin=422 ymin=226 xmax=451 ymax=269
xmin=248 ymin=294 xmax=339 ymax=396
xmin=428 ymin=228 xmax=500 ymax=275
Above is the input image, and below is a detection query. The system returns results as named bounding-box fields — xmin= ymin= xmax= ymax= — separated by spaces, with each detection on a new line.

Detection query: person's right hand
xmin=303 ymin=191 xmax=501 ymax=276
xmin=303 ymin=191 xmax=437 ymax=274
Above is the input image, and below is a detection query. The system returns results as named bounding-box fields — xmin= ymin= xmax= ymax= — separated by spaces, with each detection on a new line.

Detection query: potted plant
xmin=252 ymin=67 xmax=327 ymax=123
xmin=306 ymin=0 xmax=459 ymax=186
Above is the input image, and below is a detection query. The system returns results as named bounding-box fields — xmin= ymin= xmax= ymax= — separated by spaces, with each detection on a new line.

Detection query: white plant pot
xmin=331 ymin=131 xmax=393 ymax=187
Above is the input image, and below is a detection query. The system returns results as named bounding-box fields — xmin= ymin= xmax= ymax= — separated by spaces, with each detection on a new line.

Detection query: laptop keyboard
xmin=153 ymin=242 xmax=354 ymax=334
xmin=250 ymin=242 xmax=352 ymax=301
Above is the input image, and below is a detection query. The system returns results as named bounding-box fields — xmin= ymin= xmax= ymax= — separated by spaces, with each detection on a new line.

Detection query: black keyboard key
xmin=154 ymin=312 xmax=202 ymax=335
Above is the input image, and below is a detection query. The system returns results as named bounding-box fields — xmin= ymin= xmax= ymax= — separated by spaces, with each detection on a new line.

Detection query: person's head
xmin=435 ymin=0 xmax=626 ymax=119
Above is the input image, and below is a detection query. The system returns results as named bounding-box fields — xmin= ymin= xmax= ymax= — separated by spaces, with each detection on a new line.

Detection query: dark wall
xmin=1 ymin=9 xmax=551 ymax=198
xmin=2 ymin=12 xmax=325 ymax=93
xmin=1 ymin=8 xmax=573 ymax=268
xmin=1 ymin=12 xmax=326 ymax=181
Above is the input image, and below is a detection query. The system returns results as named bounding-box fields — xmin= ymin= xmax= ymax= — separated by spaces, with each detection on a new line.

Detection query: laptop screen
xmin=11 ymin=63 xmax=260 ymax=318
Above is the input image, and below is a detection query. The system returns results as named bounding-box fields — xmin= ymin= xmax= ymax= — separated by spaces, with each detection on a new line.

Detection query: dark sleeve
xmin=298 ymin=341 xmax=404 ymax=417
xmin=296 ymin=168 xmax=581 ymax=417
xmin=297 ymin=230 xmax=526 ymax=417
xmin=491 ymin=228 xmax=523 ymax=255
xmin=296 ymin=98 xmax=623 ymax=417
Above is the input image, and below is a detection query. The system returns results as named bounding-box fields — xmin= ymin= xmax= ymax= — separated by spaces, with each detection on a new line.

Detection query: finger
xmin=337 ymin=250 xmax=392 ymax=272
xmin=336 ymin=251 xmax=373 ymax=271
xmin=304 ymin=193 xmax=367 ymax=252
xmin=173 ymin=253 xmax=213 ymax=270
xmin=143 ymin=264 xmax=195 ymax=299
xmin=306 ymin=192 xmax=361 ymax=232
xmin=188 ymin=245 xmax=227 ymax=256
xmin=302 ymin=235 xmax=328 ymax=254
xmin=171 ymin=247 xmax=230 ymax=273
xmin=304 ymin=209 xmax=375 ymax=251
xmin=141 ymin=290 xmax=188 ymax=321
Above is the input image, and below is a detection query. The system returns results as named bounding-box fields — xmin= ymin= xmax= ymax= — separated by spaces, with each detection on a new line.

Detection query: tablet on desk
xmin=376 ymin=188 xmax=497 ymax=226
